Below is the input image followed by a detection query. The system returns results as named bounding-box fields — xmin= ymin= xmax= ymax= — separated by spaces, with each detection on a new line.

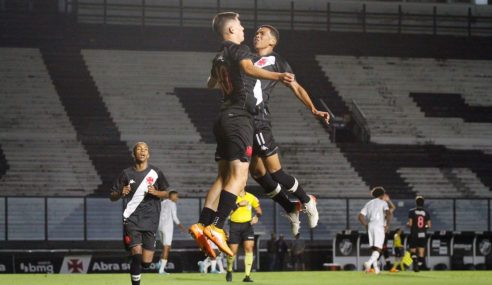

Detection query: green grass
xmin=3 ymin=271 xmax=492 ymax=285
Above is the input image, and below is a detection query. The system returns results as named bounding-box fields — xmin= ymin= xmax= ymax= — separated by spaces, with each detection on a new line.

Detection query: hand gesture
xmin=312 ymin=109 xmax=330 ymax=124
xmin=147 ymin=184 xmax=158 ymax=196
xmin=279 ymin=72 xmax=295 ymax=85
xmin=251 ymin=216 xmax=259 ymax=225
xmin=121 ymin=184 xmax=131 ymax=197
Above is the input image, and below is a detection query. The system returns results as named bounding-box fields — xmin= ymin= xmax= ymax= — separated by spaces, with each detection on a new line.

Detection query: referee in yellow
xmin=226 ymin=188 xmax=262 ymax=282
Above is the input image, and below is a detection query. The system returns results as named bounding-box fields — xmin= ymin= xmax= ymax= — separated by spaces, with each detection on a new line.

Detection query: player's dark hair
xmin=259 ymin=24 xmax=280 ymax=43
xmin=169 ymin=190 xmax=178 ymax=197
xmin=416 ymin=196 xmax=424 ymax=207
xmin=371 ymin=186 xmax=385 ymax=198
xmin=212 ymin=12 xmax=239 ymax=36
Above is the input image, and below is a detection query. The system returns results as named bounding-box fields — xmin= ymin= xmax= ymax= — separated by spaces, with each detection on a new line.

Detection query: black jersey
xmin=252 ymin=52 xmax=293 ymax=121
xmin=408 ymin=207 xmax=431 ymax=235
xmin=211 ymin=41 xmax=257 ymax=114
xmin=110 ymin=164 xmax=169 ymax=232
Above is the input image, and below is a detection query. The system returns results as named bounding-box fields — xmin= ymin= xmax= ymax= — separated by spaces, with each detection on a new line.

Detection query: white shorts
xmin=158 ymin=226 xmax=173 ymax=246
xmin=368 ymin=225 xmax=385 ymax=249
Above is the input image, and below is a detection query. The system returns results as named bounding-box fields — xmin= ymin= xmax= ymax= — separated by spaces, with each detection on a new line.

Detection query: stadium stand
xmin=41 ymin=46 xmax=132 ymax=194
xmin=316 ymin=55 xmax=492 ymax=148
xmin=316 ymin=55 xmax=492 ymax=198
xmin=0 ymin=145 xmax=8 ymax=179
xmin=0 ymin=47 xmax=101 ymax=196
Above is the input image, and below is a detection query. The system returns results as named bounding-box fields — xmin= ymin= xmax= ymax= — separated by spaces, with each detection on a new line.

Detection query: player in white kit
xmin=358 ymin=187 xmax=392 ymax=274
xmin=157 ymin=191 xmax=186 ymax=274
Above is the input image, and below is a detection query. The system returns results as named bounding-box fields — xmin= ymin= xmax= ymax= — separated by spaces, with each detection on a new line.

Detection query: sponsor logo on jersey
xmin=129 ymin=179 xmax=136 ymax=184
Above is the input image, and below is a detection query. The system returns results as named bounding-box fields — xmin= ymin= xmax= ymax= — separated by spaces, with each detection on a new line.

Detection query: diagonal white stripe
xmin=259 ymin=133 xmax=266 ymax=144
xmin=123 ymin=169 xmax=158 ymax=219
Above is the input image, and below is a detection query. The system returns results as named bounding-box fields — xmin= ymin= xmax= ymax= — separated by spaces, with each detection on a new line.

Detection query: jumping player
xmin=188 ymin=12 xmax=294 ymax=257
xmin=250 ymin=24 xmax=330 ymax=236
xmin=407 ymin=195 xmax=432 ymax=272
xmin=110 ymin=142 xmax=169 ymax=285
xmin=358 ymin=186 xmax=392 ymax=274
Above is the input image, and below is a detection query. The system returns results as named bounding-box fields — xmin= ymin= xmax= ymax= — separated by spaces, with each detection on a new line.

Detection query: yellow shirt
xmin=229 ymin=192 xmax=260 ymax=223
xmin=394 ymin=232 xmax=403 ymax=248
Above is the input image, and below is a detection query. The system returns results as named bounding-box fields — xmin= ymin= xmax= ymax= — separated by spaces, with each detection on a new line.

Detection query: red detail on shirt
xmin=246 ymin=146 xmax=253 ymax=157
xmin=257 ymin=58 xmax=267 ymax=67
xmin=146 ymin=176 xmax=154 ymax=185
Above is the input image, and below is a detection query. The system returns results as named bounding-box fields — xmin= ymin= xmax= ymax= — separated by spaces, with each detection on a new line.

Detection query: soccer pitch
xmin=4 ymin=271 xmax=492 ymax=285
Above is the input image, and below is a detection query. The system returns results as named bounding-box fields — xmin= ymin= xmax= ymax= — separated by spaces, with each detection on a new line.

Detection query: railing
xmin=350 ymin=100 xmax=371 ymax=143
xmin=0 ymin=196 xmax=490 ymax=242
xmin=59 ymin=0 xmax=492 ymax=36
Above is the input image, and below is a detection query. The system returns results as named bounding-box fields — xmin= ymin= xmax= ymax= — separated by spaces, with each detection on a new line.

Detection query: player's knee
xmin=270 ymin=169 xmax=296 ymax=191
xmin=253 ymin=173 xmax=279 ymax=193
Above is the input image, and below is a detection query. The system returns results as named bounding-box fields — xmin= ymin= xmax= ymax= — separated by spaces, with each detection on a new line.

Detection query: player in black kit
xmin=189 ymin=12 xmax=294 ymax=258
xmin=407 ymin=195 xmax=432 ymax=272
xmin=250 ymin=25 xmax=330 ymax=236
xmin=110 ymin=142 xmax=169 ymax=285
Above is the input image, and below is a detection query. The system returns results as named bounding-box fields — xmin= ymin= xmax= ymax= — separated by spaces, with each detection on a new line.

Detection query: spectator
xmin=291 ymin=234 xmax=306 ymax=270
xmin=276 ymin=234 xmax=289 ymax=270
xmin=267 ymin=232 xmax=278 ymax=271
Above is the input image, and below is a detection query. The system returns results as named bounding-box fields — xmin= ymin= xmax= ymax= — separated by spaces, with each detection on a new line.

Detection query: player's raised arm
xmin=239 ymin=59 xmax=294 ymax=83
xmin=286 ymin=80 xmax=330 ymax=123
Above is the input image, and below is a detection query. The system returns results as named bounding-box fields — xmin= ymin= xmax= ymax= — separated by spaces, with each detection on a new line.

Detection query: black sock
xmin=271 ymin=169 xmax=310 ymax=204
xmin=411 ymin=255 xmax=419 ymax=271
xmin=272 ymin=190 xmax=295 ymax=213
xmin=130 ymin=254 xmax=142 ymax=285
xmin=198 ymin=207 xmax=216 ymax=226
xmin=213 ymin=191 xmax=237 ymax=229
xmin=418 ymin=256 xmax=425 ymax=269
xmin=254 ymin=174 xmax=295 ymax=213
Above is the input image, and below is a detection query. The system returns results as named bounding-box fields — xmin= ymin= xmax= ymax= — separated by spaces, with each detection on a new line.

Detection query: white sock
xmin=203 ymin=258 xmax=211 ymax=273
xmin=159 ymin=259 xmax=167 ymax=272
xmin=217 ymin=257 xmax=225 ymax=272
xmin=367 ymin=251 xmax=380 ymax=266
xmin=211 ymin=260 xmax=217 ymax=271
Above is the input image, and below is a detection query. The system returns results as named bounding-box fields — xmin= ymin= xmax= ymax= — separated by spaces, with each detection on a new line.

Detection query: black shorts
xmin=408 ymin=233 xmax=427 ymax=248
xmin=123 ymin=222 xmax=157 ymax=251
xmin=253 ymin=119 xmax=279 ymax=157
xmin=394 ymin=247 xmax=404 ymax=257
xmin=228 ymin=221 xmax=255 ymax=244
xmin=214 ymin=110 xmax=254 ymax=162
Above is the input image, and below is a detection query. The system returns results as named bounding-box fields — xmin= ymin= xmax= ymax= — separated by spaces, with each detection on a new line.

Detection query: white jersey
xmin=158 ymin=199 xmax=180 ymax=229
xmin=360 ymin=198 xmax=389 ymax=228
